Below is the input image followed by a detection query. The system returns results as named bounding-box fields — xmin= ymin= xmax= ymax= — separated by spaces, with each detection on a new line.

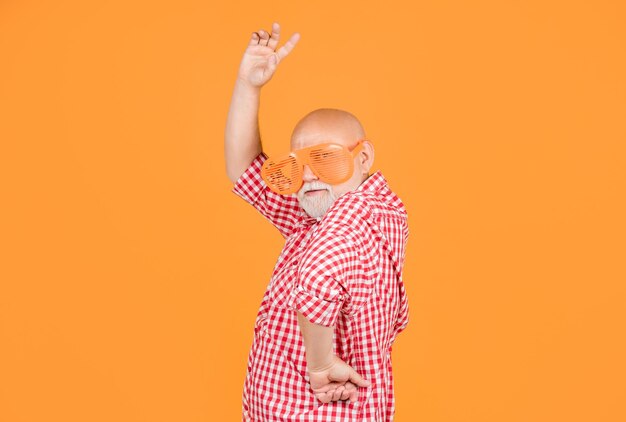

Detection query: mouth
xmin=305 ymin=188 xmax=327 ymax=196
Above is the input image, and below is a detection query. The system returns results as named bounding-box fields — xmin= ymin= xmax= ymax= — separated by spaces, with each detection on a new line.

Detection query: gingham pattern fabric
xmin=232 ymin=151 xmax=410 ymax=422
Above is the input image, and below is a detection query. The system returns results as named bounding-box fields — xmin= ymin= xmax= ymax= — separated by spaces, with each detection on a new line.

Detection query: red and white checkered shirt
xmin=232 ymin=151 xmax=410 ymax=421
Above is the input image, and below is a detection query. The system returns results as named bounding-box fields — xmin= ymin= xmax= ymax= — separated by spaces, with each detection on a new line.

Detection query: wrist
xmin=235 ymin=77 xmax=262 ymax=93
xmin=307 ymin=353 xmax=336 ymax=373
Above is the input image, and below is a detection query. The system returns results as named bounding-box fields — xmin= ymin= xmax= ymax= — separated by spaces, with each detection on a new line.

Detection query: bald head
xmin=290 ymin=108 xmax=366 ymax=150
xmin=289 ymin=108 xmax=375 ymax=218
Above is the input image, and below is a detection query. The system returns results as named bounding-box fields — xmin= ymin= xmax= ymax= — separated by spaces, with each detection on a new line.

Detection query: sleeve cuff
xmin=231 ymin=152 xmax=268 ymax=205
xmin=289 ymin=285 xmax=344 ymax=327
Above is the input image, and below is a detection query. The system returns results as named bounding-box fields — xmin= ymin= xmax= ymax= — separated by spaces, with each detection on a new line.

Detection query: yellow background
xmin=1 ymin=1 xmax=625 ymax=421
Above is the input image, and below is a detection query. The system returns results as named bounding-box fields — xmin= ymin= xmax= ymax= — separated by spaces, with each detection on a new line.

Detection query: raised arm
xmin=224 ymin=22 xmax=300 ymax=183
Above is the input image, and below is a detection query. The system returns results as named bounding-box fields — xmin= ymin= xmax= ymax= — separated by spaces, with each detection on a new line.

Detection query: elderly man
xmin=225 ymin=22 xmax=410 ymax=422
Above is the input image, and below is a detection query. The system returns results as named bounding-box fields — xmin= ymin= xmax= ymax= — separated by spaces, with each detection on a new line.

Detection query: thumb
xmin=349 ymin=369 xmax=371 ymax=387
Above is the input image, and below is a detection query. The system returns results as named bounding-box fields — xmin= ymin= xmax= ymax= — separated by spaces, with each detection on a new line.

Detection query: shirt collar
xmin=297 ymin=171 xmax=390 ymax=226
xmin=355 ymin=170 xmax=387 ymax=194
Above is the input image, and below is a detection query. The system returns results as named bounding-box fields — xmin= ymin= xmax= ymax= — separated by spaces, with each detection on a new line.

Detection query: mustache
xmin=300 ymin=181 xmax=331 ymax=193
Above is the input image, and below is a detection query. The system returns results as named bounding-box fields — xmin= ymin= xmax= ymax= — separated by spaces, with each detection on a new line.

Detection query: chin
xmin=299 ymin=200 xmax=330 ymax=218
xmin=301 ymin=205 xmax=326 ymax=218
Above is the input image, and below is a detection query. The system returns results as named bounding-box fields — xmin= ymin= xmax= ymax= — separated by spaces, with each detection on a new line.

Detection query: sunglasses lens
xmin=262 ymin=155 xmax=300 ymax=193
xmin=309 ymin=145 xmax=351 ymax=182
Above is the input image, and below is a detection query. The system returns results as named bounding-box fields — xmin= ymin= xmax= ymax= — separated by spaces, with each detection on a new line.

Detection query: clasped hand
xmin=307 ymin=354 xmax=371 ymax=404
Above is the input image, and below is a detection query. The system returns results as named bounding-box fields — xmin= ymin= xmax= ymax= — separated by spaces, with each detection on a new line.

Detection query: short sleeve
xmin=288 ymin=197 xmax=380 ymax=327
xmin=290 ymin=232 xmax=358 ymax=327
xmin=231 ymin=151 xmax=304 ymax=239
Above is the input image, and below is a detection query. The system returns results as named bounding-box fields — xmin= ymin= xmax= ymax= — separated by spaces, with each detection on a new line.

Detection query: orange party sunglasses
xmin=261 ymin=139 xmax=369 ymax=195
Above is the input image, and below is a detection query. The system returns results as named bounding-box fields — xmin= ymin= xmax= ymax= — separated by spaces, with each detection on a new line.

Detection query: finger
xmin=315 ymin=391 xmax=332 ymax=404
xmin=311 ymin=381 xmax=342 ymax=393
xmin=331 ymin=386 xmax=344 ymax=401
xmin=267 ymin=22 xmax=280 ymax=50
xmin=258 ymin=29 xmax=270 ymax=46
xmin=344 ymin=382 xmax=358 ymax=394
xmin=349 ymin=370 xmax=372 ymax=387
xmin=349 ymin=390 xmax=359 ymax=403
xmin=343 ymin=383 xmax=356 ymax=401
xmin=275 ymin=32 xmax=301 ymax=62
xmin=332 ymin=385 xmax=345 ymax=400
xmin=327 ymin=381 xmax=343 ymax=390
xmin=249 ymin=32 xmax=261 ymax=46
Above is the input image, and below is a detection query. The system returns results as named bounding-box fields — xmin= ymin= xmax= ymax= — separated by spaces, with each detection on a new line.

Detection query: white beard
xmin=296 ymin=182 xmax=338 ymax=218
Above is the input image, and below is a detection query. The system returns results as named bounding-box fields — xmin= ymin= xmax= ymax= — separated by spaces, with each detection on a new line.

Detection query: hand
xmin=307 ymin=354 xmax=371 ymax=404
xmin=237 ymin=22 xmax=300 ymax=89
xmin=313 ymin=380 xmax=360 ymax=404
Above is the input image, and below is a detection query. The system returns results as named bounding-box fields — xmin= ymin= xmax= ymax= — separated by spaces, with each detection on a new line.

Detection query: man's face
xmin=291 ymin=137 xmax=366 ymax=219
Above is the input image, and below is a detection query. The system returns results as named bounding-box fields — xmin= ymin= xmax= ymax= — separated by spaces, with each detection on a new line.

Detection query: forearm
xmin=296 ymin=310 xmax=334 ymax=371
xmin=224 ymin=78 xmax=263 ymax=183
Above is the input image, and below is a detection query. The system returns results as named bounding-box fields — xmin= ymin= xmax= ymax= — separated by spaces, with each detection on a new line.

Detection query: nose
xmin=302 ymin=164 xmax=318 ymax=182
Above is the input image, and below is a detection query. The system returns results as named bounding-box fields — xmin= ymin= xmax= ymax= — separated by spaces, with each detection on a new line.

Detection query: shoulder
xmin=318 ymin=192 xmax=376 ymax=239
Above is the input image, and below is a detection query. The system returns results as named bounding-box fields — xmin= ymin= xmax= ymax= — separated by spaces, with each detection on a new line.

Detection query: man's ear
xmin=360 ymin=140 xmax=375 ymax=173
